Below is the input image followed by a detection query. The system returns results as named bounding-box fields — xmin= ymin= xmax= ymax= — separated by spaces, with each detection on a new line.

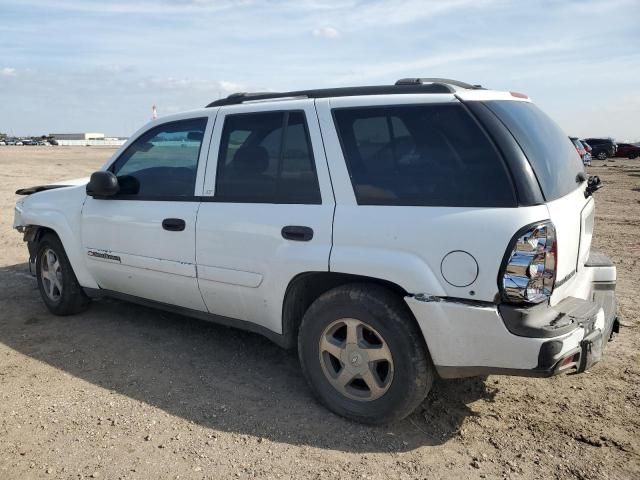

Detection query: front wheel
xmin=36 ymin=234 xmax=89 ymax=315
xmin=298 ymin=284 xmax=434 ymax=424
xmin=597 ymin=151 xmax=607 ymax=160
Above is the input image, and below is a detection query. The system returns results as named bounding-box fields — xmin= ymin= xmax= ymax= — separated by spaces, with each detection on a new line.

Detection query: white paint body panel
xmin=81 ymin=199 xmax=206 ymax=310
xmin=196 ymin=203 xmax=333 ymax=330
xmin=406 ymin=296 xmax=589 ymax=371
xmin=454 ymin=89 xmax=532 ymax=103
xmin=196 ymin=99 xmax=335 ymax=333
xmin=14 ymin=185 xmax=99 ymax=289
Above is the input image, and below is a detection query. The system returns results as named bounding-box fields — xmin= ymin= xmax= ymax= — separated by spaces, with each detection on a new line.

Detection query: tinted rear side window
xmin=484 ymin=101 xmax=584 ymax=201
xmin=333 ymin=104 xmax=515 ymax=207
xmin=215 ymin=111 xmax=321 ymax=204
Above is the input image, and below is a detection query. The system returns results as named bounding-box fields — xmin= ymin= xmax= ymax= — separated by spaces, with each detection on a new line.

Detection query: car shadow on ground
xmin=0 ymin=263 xmax=496 ymax=453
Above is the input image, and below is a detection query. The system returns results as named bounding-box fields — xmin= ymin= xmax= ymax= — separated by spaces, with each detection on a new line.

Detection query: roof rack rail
xmin=206 ymin=83 xmax=455 ymax=107
xmin=395 ymin=78 xmax=484 ymax=90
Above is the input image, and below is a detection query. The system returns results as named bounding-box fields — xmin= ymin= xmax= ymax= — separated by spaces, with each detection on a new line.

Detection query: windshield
xmin=485 ymin=101 xmax=584 ymax=201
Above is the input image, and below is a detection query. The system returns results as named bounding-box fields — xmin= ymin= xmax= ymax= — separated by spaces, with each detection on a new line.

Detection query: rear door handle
xmin=162 ymin=218 xmax=186 ymax=232
xmin=281 ymin=225 xmax=313 ymax=242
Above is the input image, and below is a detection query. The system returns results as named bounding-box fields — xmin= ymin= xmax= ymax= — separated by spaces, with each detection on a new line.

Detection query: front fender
xmin=16 ymin=186 xmax=98 ymax=289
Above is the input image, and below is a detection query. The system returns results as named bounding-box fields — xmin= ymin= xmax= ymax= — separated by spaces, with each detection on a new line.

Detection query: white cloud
xmin=219 ymin=80 xmax=245 ymax=93
xmin=333 ymin=41 xmax=577 ymax=84
xmin=1 ymin=67 xmax=16 ymax=76
xmin=312 ymin=26 xmax=340 ymax=39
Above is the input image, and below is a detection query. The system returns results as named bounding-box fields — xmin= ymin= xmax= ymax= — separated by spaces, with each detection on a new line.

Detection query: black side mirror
xmin=86 ymin=171 xmax=119 ymax=198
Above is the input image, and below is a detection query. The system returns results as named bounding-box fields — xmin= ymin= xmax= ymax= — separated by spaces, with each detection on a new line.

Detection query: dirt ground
xmin=0 ymin=146 xmax=638 ymax=480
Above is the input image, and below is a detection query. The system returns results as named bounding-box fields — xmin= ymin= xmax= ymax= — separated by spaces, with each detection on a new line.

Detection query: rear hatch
xmin=482 ymin=100 xmax=592 ymax=302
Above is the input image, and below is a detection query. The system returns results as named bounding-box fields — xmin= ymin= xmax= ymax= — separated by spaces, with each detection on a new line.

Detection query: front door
xmin=81 ymin=115 xmax=214 ymax=311
xmin=196 ymin=100 xmax=335 ymax=333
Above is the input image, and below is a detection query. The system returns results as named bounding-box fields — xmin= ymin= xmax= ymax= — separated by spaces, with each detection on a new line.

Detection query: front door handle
xmin=281 ymin=225 xmax=313 ymax=242
xmin=162 ymin=218 xmax=186 ymax=232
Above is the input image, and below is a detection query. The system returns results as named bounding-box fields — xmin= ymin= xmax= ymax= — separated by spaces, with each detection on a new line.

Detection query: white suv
xmin=13 ymin=78 xmax=618 ymax=424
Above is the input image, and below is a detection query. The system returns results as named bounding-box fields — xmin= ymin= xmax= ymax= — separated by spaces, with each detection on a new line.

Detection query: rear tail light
xmin=500 ymin=221 xmax=557 ymax=304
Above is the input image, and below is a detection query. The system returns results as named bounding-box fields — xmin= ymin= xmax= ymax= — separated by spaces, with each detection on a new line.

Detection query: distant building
xmin=47 ymin=132 xmax=126 ymax=147
xmin=49 ymin=132 xmax=105 ymax=140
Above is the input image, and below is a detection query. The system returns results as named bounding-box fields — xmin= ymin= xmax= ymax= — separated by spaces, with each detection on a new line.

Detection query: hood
xmin=16 ymin=177 xmax=89 ymax=195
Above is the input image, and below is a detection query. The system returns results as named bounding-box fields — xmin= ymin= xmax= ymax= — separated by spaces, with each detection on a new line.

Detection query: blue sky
xmin=1 ymin=0 xmax=639 ymax=140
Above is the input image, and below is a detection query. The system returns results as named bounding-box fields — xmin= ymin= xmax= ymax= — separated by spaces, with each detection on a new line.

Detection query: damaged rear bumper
xmin=406 ymin=250 xmax=618 ymax=379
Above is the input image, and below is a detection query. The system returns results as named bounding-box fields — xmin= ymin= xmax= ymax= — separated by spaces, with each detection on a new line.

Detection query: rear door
xmin=196 ymin=100 xmax=335 ymax=333
xmin=481 ymin=100 xmax=593 ymax=302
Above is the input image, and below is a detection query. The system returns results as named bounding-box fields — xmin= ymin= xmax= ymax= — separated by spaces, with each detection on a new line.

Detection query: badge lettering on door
xmin=87 ymin=250 xmax=121 ymax=263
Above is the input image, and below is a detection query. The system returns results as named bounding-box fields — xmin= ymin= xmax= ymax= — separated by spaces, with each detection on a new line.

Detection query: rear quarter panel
xmin=330 ymin=204 xmax=550 ymax=301
xmin=314 ymin=96 xmax=550 ymax=301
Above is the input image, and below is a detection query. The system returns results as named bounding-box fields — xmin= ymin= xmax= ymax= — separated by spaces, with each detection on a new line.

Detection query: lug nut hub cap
xmin=318 ymin=318 xmax=394 ymax=401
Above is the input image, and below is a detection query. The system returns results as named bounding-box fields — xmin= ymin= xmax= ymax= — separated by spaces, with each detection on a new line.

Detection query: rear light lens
xmin=500 ymin=221 xmax=557 ymax=304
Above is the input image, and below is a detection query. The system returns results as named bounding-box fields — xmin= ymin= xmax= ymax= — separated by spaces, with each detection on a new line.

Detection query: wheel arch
xmin=21 ymin=218 xmax=98 ymax=289
xmin=280 ymin=271 xmax=414 ymax=349
xmin=24 ymin=223 xmax=56 ymax=259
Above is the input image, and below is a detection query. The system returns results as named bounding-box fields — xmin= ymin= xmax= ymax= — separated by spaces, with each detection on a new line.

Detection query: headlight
xmin=500 ymin=221 xmax=557 ymax=304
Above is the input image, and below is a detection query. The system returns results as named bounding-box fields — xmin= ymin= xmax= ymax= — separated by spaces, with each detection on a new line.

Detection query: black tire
xmin=629 ymin=154 xmax=637 ymax=160
xmin=597 ymin=151 xmax=607 ymax=160
xmin=298 ymin=283 xmax=434 ymax=424
xmin=35 ymin=233 xmax=89 ymax=315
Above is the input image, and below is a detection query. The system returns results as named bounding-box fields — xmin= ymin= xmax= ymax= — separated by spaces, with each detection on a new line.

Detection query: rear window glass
xmin=333 ymin=104 xmax=515 ymax=207
xmin=484 ymin=101 xmax=584 ymax=201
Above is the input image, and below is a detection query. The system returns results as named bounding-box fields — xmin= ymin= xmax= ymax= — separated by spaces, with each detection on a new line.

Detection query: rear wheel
xmin=298 ymin=284 xmax=434 ymax=424
xmin=597 ymin=151 xmax=607 ymax=160
xmin=629 ymin=154 xmax=638 ymax=160
xmin=36 ymin=234 xmax=89 ymax=315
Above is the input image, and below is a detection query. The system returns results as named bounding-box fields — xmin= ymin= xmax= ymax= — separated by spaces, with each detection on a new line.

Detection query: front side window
xmin=111 ymin=117 xmax=208 ymax=197
xmin=333 ymin=104 xmax=516 ymax=206
xmin=215 ymin=110 xmax=321 ymax=204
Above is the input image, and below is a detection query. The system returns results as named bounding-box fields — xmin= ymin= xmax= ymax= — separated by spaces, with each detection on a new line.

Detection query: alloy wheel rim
xmin=41 ymin=248 xmax=63 ymax=302
xmin=318 ymin=318 xmax=394 ymax=401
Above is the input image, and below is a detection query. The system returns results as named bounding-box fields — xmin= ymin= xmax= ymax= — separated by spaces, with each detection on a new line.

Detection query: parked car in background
xmin=584 ymin=137 xmax=617 ymax=160
xmin=579 ymin=140 xmax=592 ymax=166
xmin=570 ymin=137 xmax=590 ymax=166
xmin=615 ymin=142 xmax=640 ymax=159
xmin=570 ymin=137 xmax=586 ymax=157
